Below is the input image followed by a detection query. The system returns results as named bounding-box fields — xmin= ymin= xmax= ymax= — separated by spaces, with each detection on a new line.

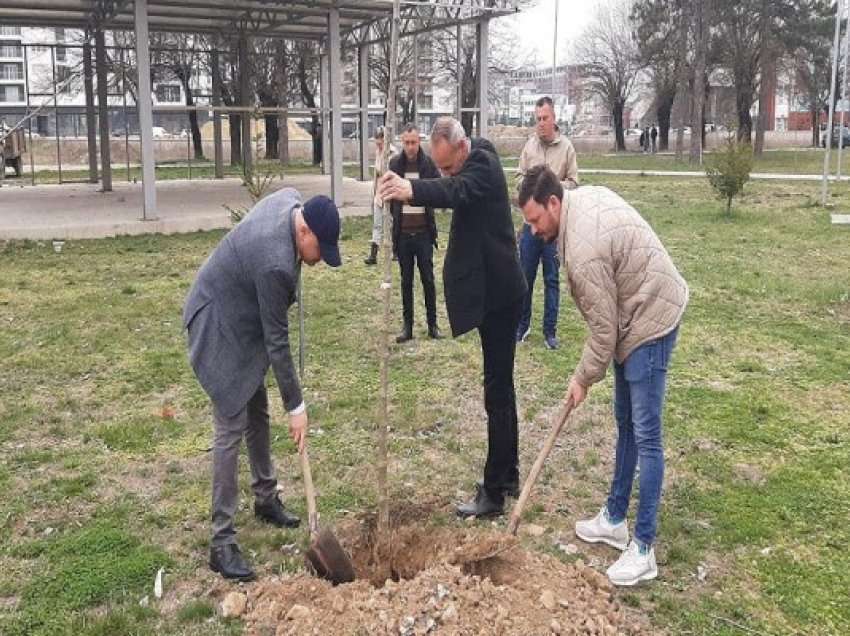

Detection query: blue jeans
xmin=606 ymin=326 xmax=679 ymax=546
xmin=518 ymin=224 xmax=559 ymax=336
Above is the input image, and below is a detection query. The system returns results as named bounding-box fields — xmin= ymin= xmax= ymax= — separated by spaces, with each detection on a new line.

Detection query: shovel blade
xmin=304 ymin=527 xmax=356 ymax=585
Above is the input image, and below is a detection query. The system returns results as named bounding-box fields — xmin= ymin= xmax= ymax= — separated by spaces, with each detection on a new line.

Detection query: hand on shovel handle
xmin=289 ymin=411 xmax=308 ymax=454
xmin=507 ymin=397 xmax=575 ymax=536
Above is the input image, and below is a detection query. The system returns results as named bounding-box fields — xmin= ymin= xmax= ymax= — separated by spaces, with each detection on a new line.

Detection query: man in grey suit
xmin=183 ymin=188 xmax=341 ymax=581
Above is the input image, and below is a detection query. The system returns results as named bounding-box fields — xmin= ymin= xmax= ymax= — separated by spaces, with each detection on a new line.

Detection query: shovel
xmin=294 ymin=280 xmax=355 ymax=584
xmin=507 ymin=396 xmax=575 ymax=536
xmin=300 ymin=446 xmax=356 ymax=585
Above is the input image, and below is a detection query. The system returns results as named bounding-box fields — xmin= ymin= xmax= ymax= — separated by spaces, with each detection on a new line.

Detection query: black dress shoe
xmin=476 ymin=478 xmax=520 ymax=498
xmin=395 ymin=325 xmax=413 ymax=343
xmin=254 ymin=494 xmax=301 ymax=528
xmin=456 ymin=483 xmax=504 ymax=518
xmin=428 ymin=324 xmax=443 ymax=340
xmin=209 ymin=544 xmax=256 ymax=581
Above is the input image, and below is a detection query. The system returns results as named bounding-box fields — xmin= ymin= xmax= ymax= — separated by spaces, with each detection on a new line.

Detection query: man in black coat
xmin=390 ymin=123 xmax=443 ymax=342
xmin=378 ymin=116 xmax=528 ymax=518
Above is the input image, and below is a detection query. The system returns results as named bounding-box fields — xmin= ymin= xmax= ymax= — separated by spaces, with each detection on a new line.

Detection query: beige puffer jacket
xmin=557 ymin=186 xmax=688 ymax=387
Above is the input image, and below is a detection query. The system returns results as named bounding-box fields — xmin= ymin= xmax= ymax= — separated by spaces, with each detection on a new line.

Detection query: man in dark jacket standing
xmin=378 ymin=116 xmax=527 ymax=518
xmin=183 ymin=189 xmax=341 ymax=581
xmin=390 ymin=123 xmax=443 ymax=342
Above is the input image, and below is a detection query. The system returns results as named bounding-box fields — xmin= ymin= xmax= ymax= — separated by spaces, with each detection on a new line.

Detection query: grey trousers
xmin=371 ymin=201 xmax=383 ymax=244
xmin=211 ymin=384 xmax=278 ymax=546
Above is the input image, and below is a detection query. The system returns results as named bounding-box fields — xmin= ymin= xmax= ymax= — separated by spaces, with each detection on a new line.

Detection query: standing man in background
xmin=365 ymin=127 xmax=391 ymax=265
xmin=390 ymin=123 xmax=443 ymax=342
xmin=515 ymin=96 xmax=579 ymax=350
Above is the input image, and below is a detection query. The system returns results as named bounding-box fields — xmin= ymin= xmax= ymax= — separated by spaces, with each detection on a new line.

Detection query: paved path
xmin=0 ymin=175 xmax=373 ymax=240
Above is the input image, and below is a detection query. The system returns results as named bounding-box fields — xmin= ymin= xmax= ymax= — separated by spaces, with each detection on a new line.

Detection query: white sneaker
xmin=606 ymin=541 xmax=658 ymax=586
xmin=575 ymin=507 xmax=629 ymax=550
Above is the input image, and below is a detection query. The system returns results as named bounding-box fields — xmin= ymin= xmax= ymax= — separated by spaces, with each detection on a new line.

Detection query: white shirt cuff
xmin=289 ymin=401 xmax=306 ymax=416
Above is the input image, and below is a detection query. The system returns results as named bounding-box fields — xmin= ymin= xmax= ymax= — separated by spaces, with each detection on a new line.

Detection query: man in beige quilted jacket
xmin=518 ymin=165 xmax=688 ymax=587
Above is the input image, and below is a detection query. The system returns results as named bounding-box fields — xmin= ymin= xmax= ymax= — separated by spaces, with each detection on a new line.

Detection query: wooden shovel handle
xmin=300 ymin=447 xmax=319 ymax=536
xmin=507 ymin=397 xmax=575 ymax=536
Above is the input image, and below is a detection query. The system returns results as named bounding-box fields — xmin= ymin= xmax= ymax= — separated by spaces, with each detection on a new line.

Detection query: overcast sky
xmin=505 ymin=0 xmax=604 ymax=65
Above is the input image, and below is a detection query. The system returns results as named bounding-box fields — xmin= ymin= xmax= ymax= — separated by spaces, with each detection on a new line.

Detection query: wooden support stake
xmin=376 ymin=0 xmax=401 ymax=538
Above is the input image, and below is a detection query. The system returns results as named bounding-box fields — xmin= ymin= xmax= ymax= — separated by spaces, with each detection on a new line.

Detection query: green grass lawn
xmin=502 ymin=148 xmax=849 ymax=176
xmin=0 ymin=175 xmax=848 ymax=634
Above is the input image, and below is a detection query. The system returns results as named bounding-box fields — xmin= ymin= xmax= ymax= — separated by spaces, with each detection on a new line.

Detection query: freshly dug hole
xmin=241 ymin=520 xmax=647 ymax=635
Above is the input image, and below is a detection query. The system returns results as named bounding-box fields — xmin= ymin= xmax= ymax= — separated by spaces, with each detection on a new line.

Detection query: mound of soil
xmin=237 ymin=518 xmax=645 ymax=636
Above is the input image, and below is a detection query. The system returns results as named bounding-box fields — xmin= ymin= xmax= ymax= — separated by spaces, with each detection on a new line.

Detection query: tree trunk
xmin=811 ymin=107 xmax=820 ymax=147
xmin=179 ymin=76 xmax=205 ymax=160
xmin=265 ymin=114 xmax=279 ymax=160
xmin=279 ymin=112 xmax=290 ymax=165
xmin=229 ymin=114 xmax=242 ymax=165
xmin=755 ymin=57 xmax=775 ymax=156
xmin=657 ymin=92 xmax=675 ymax=151
xmin=613 ymin=99 xmax=626 ymax=151
xmin=689 ymin=1 xmax=707 ymax=166
xmin=737 ymin=90 xmax=754 ymax=143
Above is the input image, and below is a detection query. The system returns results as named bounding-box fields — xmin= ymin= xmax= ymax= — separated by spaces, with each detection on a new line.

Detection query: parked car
xmin=821 ymin=125 xmax=850 ymax=148
xmin=152 ymin=126 xmax=169 ymax=139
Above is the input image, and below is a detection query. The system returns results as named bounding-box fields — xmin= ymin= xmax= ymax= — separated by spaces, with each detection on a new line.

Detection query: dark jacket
xmin=389 ymin=147 xmax=440 ymax=252
xmin=409 ymin=137 xmax=527 ymax=337
xmin=183 ymin=188 xmax=303 ymax=418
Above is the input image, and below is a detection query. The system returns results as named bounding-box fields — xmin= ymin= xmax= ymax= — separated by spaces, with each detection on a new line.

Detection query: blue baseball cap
xmin=302 ymin=195 xmax=342 ymax=267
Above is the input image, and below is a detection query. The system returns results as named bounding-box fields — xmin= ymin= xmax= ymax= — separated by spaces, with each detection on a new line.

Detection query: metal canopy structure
xmin=0 ymin=0 xmax=519 ymax=220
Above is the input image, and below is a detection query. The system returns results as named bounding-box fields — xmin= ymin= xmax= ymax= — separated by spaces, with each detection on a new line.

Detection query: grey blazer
xmin=183 ymin=188 xmax=303 ymax=418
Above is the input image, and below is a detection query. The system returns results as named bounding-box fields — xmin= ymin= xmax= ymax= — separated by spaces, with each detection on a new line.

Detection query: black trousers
xmin=479 ymin=298 xmax=523 ymax=501
xmin=398 ymin=231 xmax=437 ymax=328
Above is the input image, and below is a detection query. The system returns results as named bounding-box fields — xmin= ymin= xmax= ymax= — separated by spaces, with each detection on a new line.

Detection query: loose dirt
xmin=233 ymin=512 xmax=647 ymax=636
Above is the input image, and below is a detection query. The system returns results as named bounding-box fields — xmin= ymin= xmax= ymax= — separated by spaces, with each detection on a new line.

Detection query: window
xmin=155 ymin=84 xmax=181 ymax=102
xmin=0 ymin=26 xmax=22 ymax=37
xmin=0 ymin=84 xmax=24 ymax=102
xmin=0 ymin=40 xmax=22 ymax=58
xmin=55 ymin=65 xmax=73 ymax=91
xmin=0 ymin=62 xmax=22 ymax=80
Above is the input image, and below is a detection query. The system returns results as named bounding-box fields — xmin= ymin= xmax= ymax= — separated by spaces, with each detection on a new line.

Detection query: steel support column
xmin=358 ymin=42 xmax=370 ymax=181
xmin=83 ymin=40 xmax=98 ymax=183
xmin=239 ymin=34 xmax=252 ymax=176
xmin=328 ymin=7 xmax=344 ymax=205
xmin=94 ymin=27 xmax=112 ymax=192
xmin=212 ymin=48 xmax=224 ymax=178
xmin=134 ymin=0 xmax=157 ymax=219
xmin=476 ymin=18 xmax=489 ymax=138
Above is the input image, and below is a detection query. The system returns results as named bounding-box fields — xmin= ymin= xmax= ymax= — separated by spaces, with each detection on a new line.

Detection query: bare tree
xmin=795 ymin=1 xmax=840 ymax=147
xmin=150 ymin=33 xmax=209 ymax=160
xmin=632 ymin=0 xmax=686 ymax=150
xmin=430 ymin=19 xmax=527 ymax=134
xmin=573 ymin=1 xmax=644 ymax=151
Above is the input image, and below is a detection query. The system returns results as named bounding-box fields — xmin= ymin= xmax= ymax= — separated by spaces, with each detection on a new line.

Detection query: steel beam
xmin=329 ymin=7 xmax=344 ymax=205
xmin=135 ymin=0 xmax=157 ymax=219
xmin=94 ymin=27 xmax=112 ymax=192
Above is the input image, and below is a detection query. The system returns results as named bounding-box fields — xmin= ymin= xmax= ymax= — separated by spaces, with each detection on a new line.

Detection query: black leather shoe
xmin=428 ymin=324 xmax=443 ymax=340
xmin=395 ymin=325 xmax=413 ymax=343
xmin=254 ymin=494 xmax=301 ymax=528
xmin=456 ymin=483 xmax=504 ymax=518
xmin=364 ymin=242 xmax=378 ymax=265
xmin=476 ymin=478 xmax=520 ymax=499
xmin=209 ymin=544 xmax=256 ymax=581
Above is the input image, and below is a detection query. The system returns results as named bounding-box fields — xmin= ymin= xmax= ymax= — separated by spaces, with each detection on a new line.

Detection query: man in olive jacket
xmin=378 ymin=116 xmax=527 ymax=518
xmin=518 ymin=165 xmax=688 ymax=587
xmin=183 ymin=189 xmax=341 ymax=581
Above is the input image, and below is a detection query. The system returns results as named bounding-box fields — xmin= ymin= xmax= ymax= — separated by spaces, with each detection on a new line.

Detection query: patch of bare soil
xmin=234 ymin=517 xmax=646 ymax=636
